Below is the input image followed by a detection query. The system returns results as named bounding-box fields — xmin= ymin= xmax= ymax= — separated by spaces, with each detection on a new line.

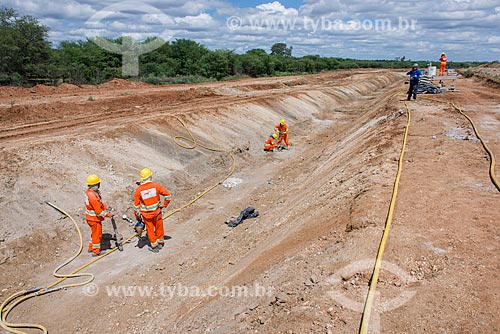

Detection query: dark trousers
xmin=407 ymin=81 xmax=419 ymax=100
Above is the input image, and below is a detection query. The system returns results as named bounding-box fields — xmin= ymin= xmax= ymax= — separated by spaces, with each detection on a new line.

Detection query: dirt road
xmin=0 ymin=70 xmax=498 ymax=333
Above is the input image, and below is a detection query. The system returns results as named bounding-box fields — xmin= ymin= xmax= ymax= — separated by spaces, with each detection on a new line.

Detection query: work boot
xmin=148 ymin=246 xmax=159 ymax=253
xmin=157 ymin=244 xmax=164 ymax=250
xmin=91 ymin=249 xmax=107 ymax=257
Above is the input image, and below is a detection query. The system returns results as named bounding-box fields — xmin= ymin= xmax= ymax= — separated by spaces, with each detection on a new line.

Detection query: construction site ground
xmin=0 ymin=69 xmax=498 ymax=333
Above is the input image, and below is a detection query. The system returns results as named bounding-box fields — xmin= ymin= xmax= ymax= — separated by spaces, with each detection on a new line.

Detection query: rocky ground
xmin=0 ymin=70 xmax=498 ymax=333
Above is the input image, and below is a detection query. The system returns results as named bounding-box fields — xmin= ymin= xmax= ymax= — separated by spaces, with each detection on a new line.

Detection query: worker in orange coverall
xmin=439 ymin=52 xmax=448 ymax=76
xmin=275 ymin=119 xmax=290 ymax=148
xmin=134 ymin=168 xmax=171 ymax=253
xmin=85 ymin=174 xmax=113 ymax=257
xmin=264 ymin=133 xmax=278 ymax=151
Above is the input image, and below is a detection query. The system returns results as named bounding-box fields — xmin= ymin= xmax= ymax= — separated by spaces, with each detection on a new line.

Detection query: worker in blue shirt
xmin=406 ymin=63 xmax=421 ymax=101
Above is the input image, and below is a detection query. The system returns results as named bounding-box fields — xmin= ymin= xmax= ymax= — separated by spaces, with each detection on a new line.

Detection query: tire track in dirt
xmin=0 ymin=77 xmax=396 ymax=144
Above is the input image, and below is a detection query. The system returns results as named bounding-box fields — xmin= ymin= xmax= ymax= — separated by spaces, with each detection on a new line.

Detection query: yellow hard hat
xmin=441 ymin=52 xmax=446 ymax=55
xmin=140 ymin=168 xmax=153 ymax=181
xmin=272 ymin=133 xmax=278 ymax=139
xmin=86 ymin=174 xmax=101 ymax=186
xmin=280 ymin=119 xmax=285 ymax=125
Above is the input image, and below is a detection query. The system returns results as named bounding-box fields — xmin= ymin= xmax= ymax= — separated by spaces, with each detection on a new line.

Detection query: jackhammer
xmin=107 ymin=207 xmax=123 ymax=251
xmin=110 ymin=216 xmax=124 ymax=251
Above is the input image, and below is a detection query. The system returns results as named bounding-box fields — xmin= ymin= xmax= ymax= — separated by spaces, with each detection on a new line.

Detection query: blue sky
xmin=2 ymin=0 xmax=499 ymax=61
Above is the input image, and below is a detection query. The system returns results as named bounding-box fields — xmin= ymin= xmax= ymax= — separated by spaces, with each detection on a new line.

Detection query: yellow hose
xmin=166 ymin=116 xmax=237 ymax=219
xmin=47 ymin=203 xmax=94 ymax=289
xmin=172 ymin=116 xmax=225 ymax=152
xmin=0 ymin=116 xmax=236 ymax=333
xmin=359 ymin=100 xmax=411 ymax=333
xmin=359 ymin=95 xmax=499 ymax=332
xmin=451 ymin=103 xmax=499 ymax=191
xmin=422 ymin=97 xmax=499 ymax=192
xmin=0 ymin=203 xmax=137 ymax=334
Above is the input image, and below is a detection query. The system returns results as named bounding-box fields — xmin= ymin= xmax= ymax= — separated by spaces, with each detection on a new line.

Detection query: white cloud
xmin=175 ymin=13 xmax=216 ymax=30
xmin=3 ymin=0 xmax=498 ymax=61
xmin=487 ymin=36 xmax=500 ymax=43
xmin=3 ymin=0 xmax=95 ymax=19
xmin=256 ymin=2 xmax=299 ymax=16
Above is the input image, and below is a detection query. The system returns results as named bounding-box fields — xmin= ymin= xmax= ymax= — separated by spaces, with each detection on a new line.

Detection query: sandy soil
xmin=0 ymin=70 xmax=498 ymax=334
xmin=465 ymin=63 xmax=500 ymax=89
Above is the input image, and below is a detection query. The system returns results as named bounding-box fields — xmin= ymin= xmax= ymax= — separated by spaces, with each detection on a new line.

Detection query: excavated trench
xmin=0 ymin=71 xmax=409 ymax=333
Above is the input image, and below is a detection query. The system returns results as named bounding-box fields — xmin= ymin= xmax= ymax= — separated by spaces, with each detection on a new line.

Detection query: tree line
xmin=0 ymin=8 xmax=486 ymax=86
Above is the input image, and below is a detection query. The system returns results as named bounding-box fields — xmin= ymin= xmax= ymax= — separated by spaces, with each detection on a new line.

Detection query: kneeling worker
xmin=85 ymin=175 xmax=114 ymax=257
xmin=134 ymin=168 xmax=172 ymax=253
xmin=264 ymin=133 xmax=278 ymax=151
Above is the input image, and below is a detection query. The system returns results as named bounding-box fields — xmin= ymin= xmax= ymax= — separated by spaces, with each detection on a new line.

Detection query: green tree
xmin=270 ymin=43 xmax=293 ymax=57
xmin=0 ymin=7 xmax=51 ymax=83
xmin=141 ymin=59 xmax=179 ymax=77
xmin=170 ymin=39 xmax=209 ymax=75
xmin=199 ymin=50 xmax=233 ymax=80
xmin=140 ymin=41 xmax=180 ymax=77
xmin=239 ymin=49 xmax=269 ymax=77
xmin=54 ymin=39 xmax=121 ymax=84
xmin=0 ymin=8 xmax=488 ymax=86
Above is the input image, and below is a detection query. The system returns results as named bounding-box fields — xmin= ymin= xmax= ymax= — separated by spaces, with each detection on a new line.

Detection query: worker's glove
xmin=105 ymin=211 xmax=113 ymax=218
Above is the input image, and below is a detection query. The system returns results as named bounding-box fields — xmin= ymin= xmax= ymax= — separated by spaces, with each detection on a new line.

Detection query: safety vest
xmin=134 ymin=181 xmax=171 ymax=217
xmin=275 ymin=124 xmax=288 ymax=135
xmin=85 ymin=189 xmax=108 ymax=222
xmin=264 ymin=136 xmax=276 ymax=150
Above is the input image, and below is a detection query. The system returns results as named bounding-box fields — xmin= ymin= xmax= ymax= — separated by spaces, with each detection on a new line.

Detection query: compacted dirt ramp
xmin=0 ymin=70 xmax=498 ymax=333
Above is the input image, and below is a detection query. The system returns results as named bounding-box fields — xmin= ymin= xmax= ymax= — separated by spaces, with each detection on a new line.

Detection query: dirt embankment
xmin=461 ymin=63 xmax=500 ymax=89
xmin=1 ymin=70 xmax=499 ymax=334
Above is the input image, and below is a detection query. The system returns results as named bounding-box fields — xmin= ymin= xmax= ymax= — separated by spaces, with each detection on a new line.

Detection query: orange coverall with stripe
xmin=85 ymin=189 xmax=111 ymax=255
xmin=264 ymin=135 xmax=277 ymax=151
xmin=134 ymin=181 xmax=171 ymax=249
xmin=439 ymin=55 xmax=448 ymax=76
xmin=275 ymin=123 xmax=290 ymax=146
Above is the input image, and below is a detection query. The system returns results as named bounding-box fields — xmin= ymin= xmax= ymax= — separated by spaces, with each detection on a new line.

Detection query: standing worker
xmin=406 ymin=64 xmax=421 ymax=101
xmin=275 ymin=119 xmax=290 ymax=149
xmin=134 ymin=168 xmax=172 ymax=253
xmin=85 ymin=175 xmax=114 ymax=257
xmin=264 ymin=133 xmax=278 ymax=152
xmin=439 ymin=52 xmax=448 ymax=76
